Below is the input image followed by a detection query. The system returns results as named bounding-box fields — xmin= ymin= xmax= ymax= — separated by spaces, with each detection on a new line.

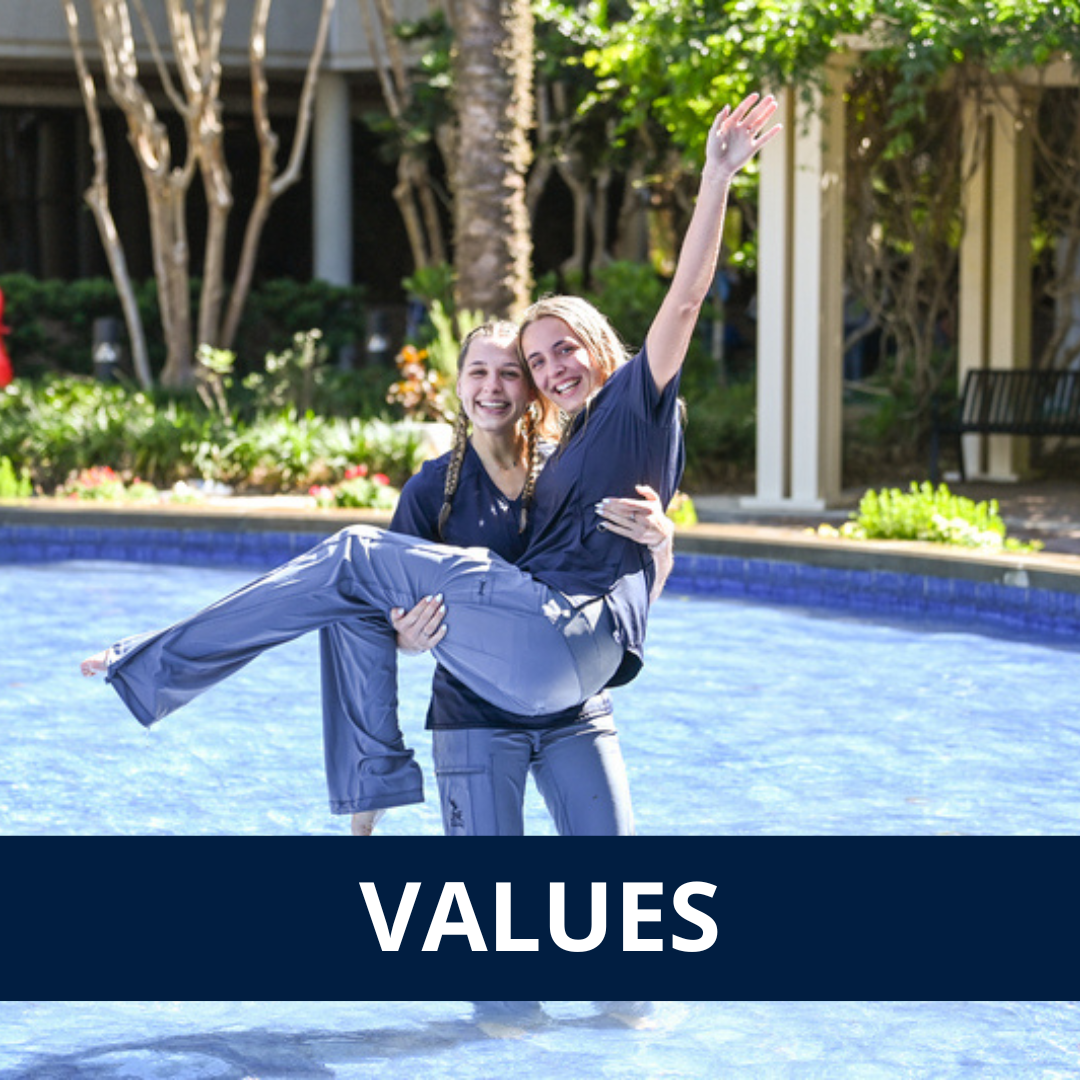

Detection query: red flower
xmin=344 ymin=464 xmax=369 ymax=480
xmin=373 ymin=473 xmax=390 ymax=486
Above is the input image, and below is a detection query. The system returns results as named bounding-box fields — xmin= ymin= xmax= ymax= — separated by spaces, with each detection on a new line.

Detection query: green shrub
xmin=0 ymin=273 xmax=142 ymax=377
xmin=574 ymin=261 xmax=666 ymax=351
xmin=667 ymin=491 xmax=698 ymax=526
xmin=233 ymin=279 xmax=367 ymax=376
xmin=235 ymin=329 xmax=326 ymax=417
xmin=567 ymin=260 xmax=750 ymax=484
xmin=682 ymin=380 xmax=756 ymax=487
xmin=0 ymin=454 xmax=31 ymax=498
xmin=0 ymin=274 xmax=367 ymax=383
xmin=0 ymin=376 xmax=425 ymax=495
xmin=831 ymin=481 xmax=1042 ymax=553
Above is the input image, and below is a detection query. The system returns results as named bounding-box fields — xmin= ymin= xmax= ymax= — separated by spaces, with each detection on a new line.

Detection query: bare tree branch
xmin=62 ymin=0 xmax=153 ymax=389
xmin=66 ymin=0 xmax=335 ymax=385
xmin=220 ymin=0 xmax=337 ymax=347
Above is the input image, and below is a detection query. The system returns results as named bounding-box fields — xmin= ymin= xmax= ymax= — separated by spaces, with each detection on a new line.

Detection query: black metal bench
xmin=930 ymin=368 xmax=1080 ymax=482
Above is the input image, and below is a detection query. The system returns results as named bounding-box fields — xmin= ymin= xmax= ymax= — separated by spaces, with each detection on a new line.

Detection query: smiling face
xmin=519 ymin=316 xmax=600 ymax=417
xmin=456 ymin=335 xmax=534 ymax=435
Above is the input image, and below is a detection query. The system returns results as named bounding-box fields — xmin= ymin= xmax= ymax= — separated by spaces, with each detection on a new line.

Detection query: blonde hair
xmin=438 ymin=320 xmax=550 ymax=538
xmin=518 ymin=294 xmax=631 ymax=446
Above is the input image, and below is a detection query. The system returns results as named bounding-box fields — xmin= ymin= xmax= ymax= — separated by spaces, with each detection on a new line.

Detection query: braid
xmin=518 ymin=404 xmax=543 ymax=533
xmin=437 ymin=409 xmax=471 ymax=540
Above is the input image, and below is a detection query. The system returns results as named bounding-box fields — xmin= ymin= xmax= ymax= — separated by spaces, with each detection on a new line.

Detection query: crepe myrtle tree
xmin=358 ymin=0 xmax=452 ymax=276
xmin=63 ymin=0 xmax=335 ymax=390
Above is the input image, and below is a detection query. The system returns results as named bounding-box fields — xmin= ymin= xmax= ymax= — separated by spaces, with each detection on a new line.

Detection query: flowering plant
xmin=57 ymin=465 xmax=157 ymax=502
xmin=309 ymin=463 xmax=399 ymax=511
xmin=386 ymin=344 xmax=455 ymax=423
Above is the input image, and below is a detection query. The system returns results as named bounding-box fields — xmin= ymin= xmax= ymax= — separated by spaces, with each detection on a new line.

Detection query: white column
xmin=957 ymin=88 xmax=1035 ymax=481
xmin=986 ymin=86 xmax=1033 ymax=479
xmin=313 ymin=71 xmax=353 ymax=285
xmin=742 ymin=68 xmax=845 ymax=512
xmin=747 ymin=87 xmax=795 ymax=506
xmin=791 ymin=67 xmax=844 ymax=507
xmin=958 ymin=95 xmax=990 ymax=479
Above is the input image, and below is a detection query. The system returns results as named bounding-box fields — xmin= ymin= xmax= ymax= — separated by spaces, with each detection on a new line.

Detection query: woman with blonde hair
xmin=82 ymin=94 xmax=779 ymax=820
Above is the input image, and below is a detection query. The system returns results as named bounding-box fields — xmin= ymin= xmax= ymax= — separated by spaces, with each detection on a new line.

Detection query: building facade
xmin=0 ymin=2 xmax=418 ymax=301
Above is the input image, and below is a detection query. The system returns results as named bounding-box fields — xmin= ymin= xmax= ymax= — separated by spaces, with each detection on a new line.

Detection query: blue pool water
xmin=2 ymin=560 xmax=1079 ymax=835
xmin=0 ymin=1000 xmax=1077 ymax=1078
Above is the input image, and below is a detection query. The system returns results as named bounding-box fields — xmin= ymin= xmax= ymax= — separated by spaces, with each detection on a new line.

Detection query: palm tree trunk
xmin=450 ymin=0 xmax=533 ymax=319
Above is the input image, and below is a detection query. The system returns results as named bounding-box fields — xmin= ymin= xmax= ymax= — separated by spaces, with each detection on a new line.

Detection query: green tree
xmin=577 ymin=1 xmax=1080 ymax=429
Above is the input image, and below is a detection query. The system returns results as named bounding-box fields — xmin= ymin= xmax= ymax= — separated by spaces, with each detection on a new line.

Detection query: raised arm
xmin=645 ymin=93 xmax=781 ymax=393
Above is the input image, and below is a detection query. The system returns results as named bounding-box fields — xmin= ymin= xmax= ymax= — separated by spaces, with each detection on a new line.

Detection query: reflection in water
xmin=1 ymin=1012 xmax=643 ymax=1079
xmin=3 ymin=1002 xmax=1079 ymax=1078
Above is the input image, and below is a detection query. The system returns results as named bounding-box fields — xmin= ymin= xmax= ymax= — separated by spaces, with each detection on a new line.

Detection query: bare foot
xmin=476 ymin=1021 xmax=529 ymax=1040
xmin=351 ymin=809 xmax=386 ymax=836
xmin=595 ymin=1002 xmax=656 ymax=1029
xmin=81 ymin=650 xmax=109 ymax=678
xmin=604 ymin=1012 xmax=657 ymax=1030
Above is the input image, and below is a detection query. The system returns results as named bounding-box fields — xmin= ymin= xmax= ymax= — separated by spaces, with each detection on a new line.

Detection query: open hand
xmin=390 ymin=594 xmax=446 ymax=654
xmin=706 ymin=92 xmax=782 ymax=179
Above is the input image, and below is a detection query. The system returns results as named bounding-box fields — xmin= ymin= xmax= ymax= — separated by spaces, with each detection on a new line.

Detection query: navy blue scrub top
xmin=519 ymin=345 xmax=685 ymax=685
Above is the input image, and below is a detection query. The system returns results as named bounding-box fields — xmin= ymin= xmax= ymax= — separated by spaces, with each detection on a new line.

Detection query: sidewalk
xmin=692 ymin=478 xmax=1080 ymax=557
xmin=4 ymin=479 xmax=1080 ymax=575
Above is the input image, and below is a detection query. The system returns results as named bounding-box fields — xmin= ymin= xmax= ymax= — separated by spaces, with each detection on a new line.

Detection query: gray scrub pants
xmin=433 ymin=716 xmax=634 ymax=836
xmin=103 ymin=526 xmax=625 ymax=812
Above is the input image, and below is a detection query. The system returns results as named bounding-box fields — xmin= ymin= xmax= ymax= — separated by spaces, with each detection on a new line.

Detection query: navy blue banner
xmin=3 ymin=838 xmax=1074 ymax=999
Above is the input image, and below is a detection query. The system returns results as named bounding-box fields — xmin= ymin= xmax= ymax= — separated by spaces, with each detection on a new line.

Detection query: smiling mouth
xmin=553 ymin=378 xmax=580 ymax=397
xmin=476 ymin=399 xmax=510 ymax=412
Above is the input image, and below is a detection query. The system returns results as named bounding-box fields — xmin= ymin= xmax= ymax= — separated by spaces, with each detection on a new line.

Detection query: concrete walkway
xmin=5 ymin=476 xmax=1080 ymax=594
xmin=692 ymin=478 xmax=1080 ymax=558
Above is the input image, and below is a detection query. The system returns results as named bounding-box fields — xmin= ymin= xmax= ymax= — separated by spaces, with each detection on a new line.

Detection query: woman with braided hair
xmin=81 ymin=94 xmax=780 ymax=827
xmin=331 ymin=320 xmax=673 ymax=836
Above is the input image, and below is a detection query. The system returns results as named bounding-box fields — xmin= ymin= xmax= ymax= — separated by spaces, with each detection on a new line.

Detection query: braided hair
xmin=436 ymin=407 xmax=471 ymax=540
xmin=437 ymin=320 xmax=540 ymax=540
xmin=517 ymin=402 xmax=544 ymax=533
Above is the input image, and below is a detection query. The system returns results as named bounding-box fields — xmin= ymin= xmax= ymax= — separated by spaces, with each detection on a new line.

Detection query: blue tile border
xmin=3 ymin=519 xmax=1080 ymax=643
xmin=665 ymin=549 xmax=1080 ymax=642
xmin=0 ymin=523 xmax=317 ymax=570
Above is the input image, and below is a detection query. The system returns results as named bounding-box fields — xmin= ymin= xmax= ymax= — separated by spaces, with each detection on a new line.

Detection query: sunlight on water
xmin=0 ymin=1001 xmax=1077 ymax=1079
xmin=2 ymin=561 xmax=1080 ymax=835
